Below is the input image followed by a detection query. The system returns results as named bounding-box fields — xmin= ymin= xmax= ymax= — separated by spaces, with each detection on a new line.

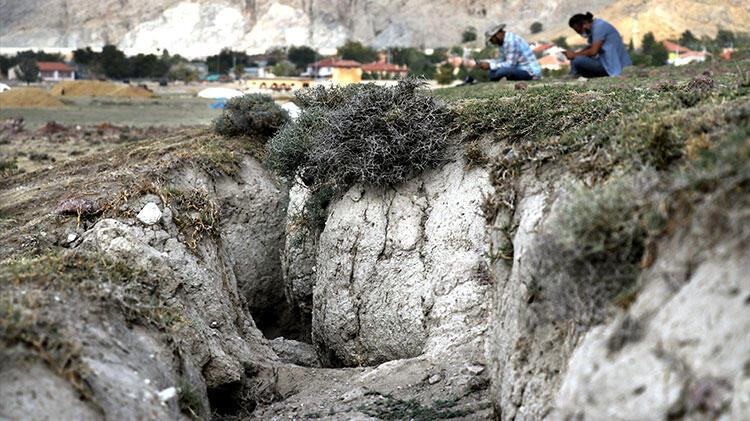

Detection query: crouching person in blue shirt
xmin=564 ymin=12 xmax=632 ymax=78
xmin=468 ymin=23 xmax=541 ymax=83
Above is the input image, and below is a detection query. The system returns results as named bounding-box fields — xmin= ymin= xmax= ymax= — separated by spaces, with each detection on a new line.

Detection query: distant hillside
xmin=0 ymin=0 xmax=747 ymax=58
xmin=536 ymin=0 xmax=750 ymax=47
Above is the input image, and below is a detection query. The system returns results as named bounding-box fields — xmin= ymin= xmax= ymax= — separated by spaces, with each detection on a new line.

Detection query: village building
xmin=243 ymin=76 xmax=314 ymax=92
xmin=37 ymin=62 xmax=75 ymax=81
xmin=663 ymin=41 xmax=707 ymax=66
xmin=8 ymin=61 xmax=75 ymax=81
xmin=306 ymin=58 xmax=362 ymax=84
xmin=361 ymin=61 xmax=409 ymax=78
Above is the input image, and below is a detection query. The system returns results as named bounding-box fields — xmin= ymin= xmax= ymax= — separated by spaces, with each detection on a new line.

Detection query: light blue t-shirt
xmin=589 ymin=19 xmax=632 ymax=76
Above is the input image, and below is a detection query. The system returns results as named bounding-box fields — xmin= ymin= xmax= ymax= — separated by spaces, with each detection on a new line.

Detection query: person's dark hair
xmin=569 ymin=12 xmax=594 ymax=28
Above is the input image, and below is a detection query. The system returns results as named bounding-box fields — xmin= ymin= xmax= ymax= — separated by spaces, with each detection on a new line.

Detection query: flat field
xmin=0 ymin=95 xmax=221 ymax=129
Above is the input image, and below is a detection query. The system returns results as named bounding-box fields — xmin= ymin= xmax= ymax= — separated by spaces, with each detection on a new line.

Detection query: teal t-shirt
xmin=589 ymin=19 xmax=632 ymax=76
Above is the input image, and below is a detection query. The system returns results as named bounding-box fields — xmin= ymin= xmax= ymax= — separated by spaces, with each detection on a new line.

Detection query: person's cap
xmin=484 ymin=23 xmax=506 ymax=45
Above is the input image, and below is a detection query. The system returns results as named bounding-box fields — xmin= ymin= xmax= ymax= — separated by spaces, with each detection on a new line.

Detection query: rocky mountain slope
xmin=1 ymin=0 xmax=747 ymax=58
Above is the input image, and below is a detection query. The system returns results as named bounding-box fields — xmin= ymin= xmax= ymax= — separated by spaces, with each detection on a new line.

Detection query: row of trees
xmin=2 ymin=28 xmax=745 ymax=82
xmin=72 ymin=46 xmax=181 ymax=79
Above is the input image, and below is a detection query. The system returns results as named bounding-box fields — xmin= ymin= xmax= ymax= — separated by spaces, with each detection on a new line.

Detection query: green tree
xmin=530 ymin=22 xmax=543 ymax=34
xmin=100 ymin=45 xmax=130 ymax=79
xmin=640 ymin=32 xmax=668 ymax=66
xmin=288 ymin=46 xmax=317 ymax=70
xmin=168 ymin=65 xmax=199 ymax=82
xmin=715 ymin=29 xmax=735 ymax=47
xmin=435 ymin=62 xmax=455 ymax=85
xmin=234 ymin=64 xmax=245 ymax=79
xmin=462 ymin=28 xmax=477 ymax=43
xmin=271 ymin=60 xmax=297 ymax=77
xmin=15 ymin=50 xmax=63 ymax=62
xmin=679 ymin=30 xmax=700 ymax=50
xmin=0 ymin=55 xmax=15 ymax=78
xmin=553 ymin=36 xmax=569 ymax=49
xmin=337 ymin=40 xmax=377 ymax=63
xmin=206 ymin=49 xmax=251 ymax=75
xmin=16 ymin=59 xmax=39 ymax=84
xmin=428 ymin=48 xmax=449 ymax=64
xmin=264 ymin=47 xmax=287 ymax=66
xmin=391 ymin=47 xmax=436 ymax=79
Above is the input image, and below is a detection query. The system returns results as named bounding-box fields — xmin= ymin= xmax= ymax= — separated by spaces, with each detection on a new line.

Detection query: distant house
xmin=307 ymin=58 xmax=362 ymax=84
xmin=244 ymin=76 xmax=314 ymax=92
xmin=720 ymin=47 xmax=736 ymax=60
xmin=663 ymin=41 xmax=707 ymax=66
xmin=37 ymin=62 xmax=75 ymax=81
xmin=361 ymin=61 xmax=409 ymax=78
xmin=538 ymin=54 xmax=569 ymax=71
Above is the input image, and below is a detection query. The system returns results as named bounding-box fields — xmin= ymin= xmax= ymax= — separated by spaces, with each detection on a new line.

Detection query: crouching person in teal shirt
xmin=469 ymin=23 xmax=542 ymax=82
xmin=564 ymin=12 xmax=632 ymax=78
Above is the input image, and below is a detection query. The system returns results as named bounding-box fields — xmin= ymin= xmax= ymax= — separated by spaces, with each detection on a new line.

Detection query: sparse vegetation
xmin=178 ymin=379 xmax=205 ymax=419
xmin=462 ymin=28 xmax=478 ymax=43
xmin=358 ymin=391 xmax=490 ymax=420
xmin=437 ymin=58 xmax=749 ymax=325
xmin=213 ymin=94 xmax=289 ymax=139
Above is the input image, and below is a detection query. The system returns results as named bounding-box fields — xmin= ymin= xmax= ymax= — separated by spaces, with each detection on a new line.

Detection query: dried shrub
xmin=529 ymin=174 xmax=662 ymax=324
xmin=267 ymin=79 xmax=453 ymax=231
xmin=213 ymin=94 xmax=289 ymax=139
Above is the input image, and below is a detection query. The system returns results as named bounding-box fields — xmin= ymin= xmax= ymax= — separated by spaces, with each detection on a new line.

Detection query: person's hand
xmin=478 ymin=61 xmax=490 ymax=70
xmin=563 ymin=50 xmax=576 ymax=60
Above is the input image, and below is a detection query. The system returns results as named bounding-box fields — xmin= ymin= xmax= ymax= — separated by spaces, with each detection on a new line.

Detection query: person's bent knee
xmin=489 ymin=67 xmax=510 ymax=81
xmin=570 ymin=56 xmax=586 ymax=74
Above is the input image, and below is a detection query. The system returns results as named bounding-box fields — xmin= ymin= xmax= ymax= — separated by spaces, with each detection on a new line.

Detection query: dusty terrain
xmin=1 ymin=58 xmax=749 ymax=420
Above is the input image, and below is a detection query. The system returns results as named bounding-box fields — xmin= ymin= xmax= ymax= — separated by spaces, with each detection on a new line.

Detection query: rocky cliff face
xmin=2 ymin=0 xmax=746 ymax=57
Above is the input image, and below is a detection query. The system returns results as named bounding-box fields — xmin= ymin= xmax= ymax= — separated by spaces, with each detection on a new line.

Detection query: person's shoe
xmin=459 ymin=76 xmax=476 ymax=86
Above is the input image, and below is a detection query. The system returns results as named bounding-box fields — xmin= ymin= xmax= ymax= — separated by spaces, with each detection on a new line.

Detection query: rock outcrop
xmin=310 ymin=160 xmax=493 ymax=367
xmin=486 ymin=167 xmax=750 ymax=420
xmin=0 ymin=134 xmax=289 ymax=420
xmin=3 ymin=0 xmax=747 ymax=56
xmin=554 ymin=187 xmax=750 ymax=420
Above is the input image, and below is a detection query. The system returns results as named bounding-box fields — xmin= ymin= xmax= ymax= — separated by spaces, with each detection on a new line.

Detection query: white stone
xmin=136 ymin=202 xmax=162 ymax=225
xmin=157 ymin=387 xmax=177 ymax=403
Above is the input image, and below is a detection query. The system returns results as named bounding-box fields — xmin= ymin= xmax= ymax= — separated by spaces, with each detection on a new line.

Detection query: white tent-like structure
xmin=197 ymin=87 xmax=244 ymax=99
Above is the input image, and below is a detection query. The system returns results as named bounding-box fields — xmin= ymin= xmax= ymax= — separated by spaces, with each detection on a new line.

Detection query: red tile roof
xmin=37 ymin=61 xmax=74 ymax=72
xmin=313 ymin=58 xmax=362 ymax=68
xmin=662 ymin=41 xmax=690 ymax=53
xmin=361 ymin=62 xmax=408 ymax=73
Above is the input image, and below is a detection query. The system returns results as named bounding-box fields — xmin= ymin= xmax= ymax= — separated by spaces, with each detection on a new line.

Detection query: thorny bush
xmin=267 ymin=79 xmax=453 ymax=231
xmin=213 ymin=94 xmax=289 ymax=138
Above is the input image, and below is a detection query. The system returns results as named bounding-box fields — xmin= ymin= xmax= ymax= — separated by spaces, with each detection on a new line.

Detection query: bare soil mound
xmin=50 ymin=80 xmax=154 ymax=98
xmin=0 ymin=88 xmax=65 ymax=108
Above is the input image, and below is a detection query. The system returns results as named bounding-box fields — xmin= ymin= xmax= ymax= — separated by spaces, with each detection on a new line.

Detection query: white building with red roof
xmin=306 ymin=58 xmax=363 ymax=84
xmin=37 ymin=61 xmax=75 ymax=81
xmin=662 ymin=41 xmax=707 ymax=66
xmin=361 ymin=61 xmax=409 ymax=78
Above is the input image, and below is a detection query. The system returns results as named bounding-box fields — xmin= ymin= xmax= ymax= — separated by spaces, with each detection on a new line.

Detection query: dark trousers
xmin=570 ymin=56 xmax=609 ymax=78
xmin=489 ymin=66 xmax=533 ymax=81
